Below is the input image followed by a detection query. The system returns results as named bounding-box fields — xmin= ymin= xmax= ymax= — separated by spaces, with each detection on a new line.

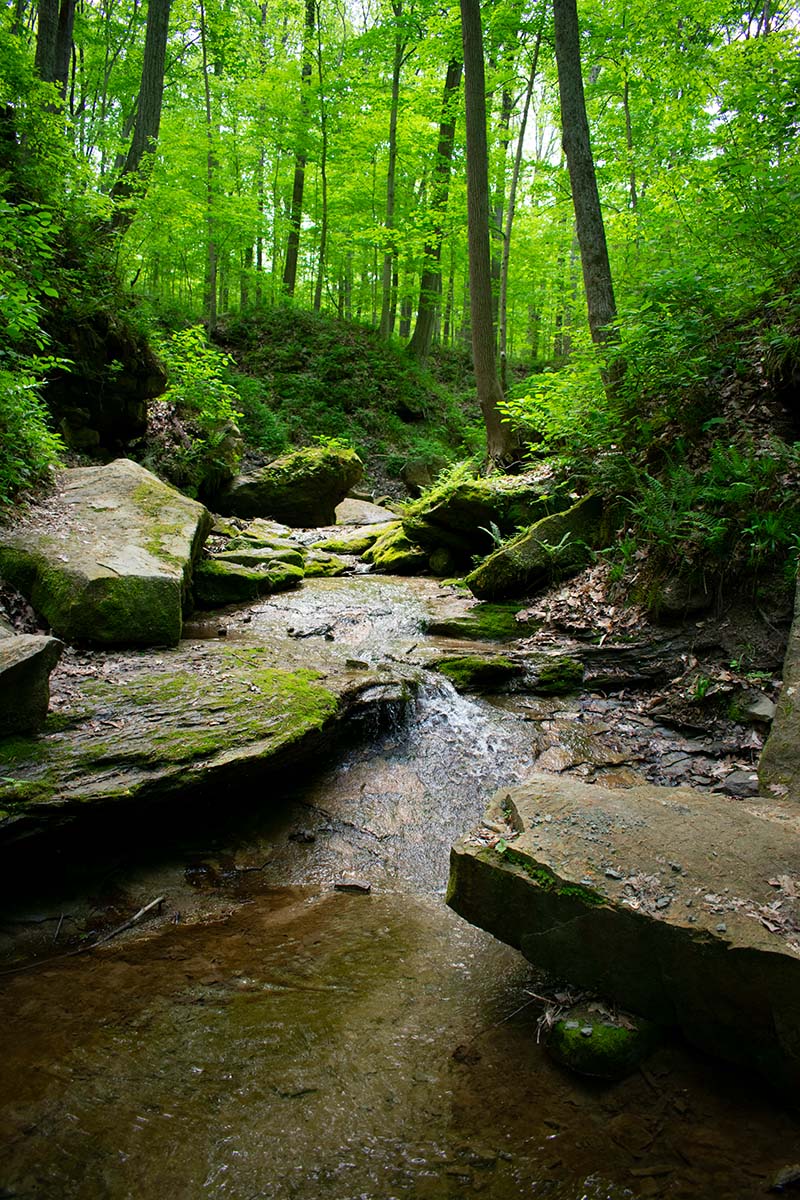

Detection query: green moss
xmin=534 ymin=656 xmax=585 ymax=696
xmin=303 ymin=553 xmax=348 ymax=578
xmin=434 ymin=654 xmax=521 ymax=691
xmin=494 ymin=843 xmax=604 ymax=906
xmin=0 ymin=652 xmax=341 ymax=817
xmin=193 ymin=558 xmax=304 ymax=607
xmin=313 ymin=532 xmax=383 ymax=555
xmin=424 ymin=602 xmax=537 ymax=642
xmin=548 ymin=1003 xmax=662 ymax=1079
xmin=362 ymin=525 xmax=427 ymax=574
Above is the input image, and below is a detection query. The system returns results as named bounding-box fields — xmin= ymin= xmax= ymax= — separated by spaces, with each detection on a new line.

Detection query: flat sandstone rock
xmin=447 ymin=773 xmax=800 ymax=1088
xmin=0 ymin=460 xmax=211 ymax=646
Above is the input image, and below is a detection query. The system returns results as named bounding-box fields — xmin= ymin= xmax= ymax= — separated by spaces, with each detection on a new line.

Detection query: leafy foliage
xmin=141 ymin=327 xmax=242 ymax=496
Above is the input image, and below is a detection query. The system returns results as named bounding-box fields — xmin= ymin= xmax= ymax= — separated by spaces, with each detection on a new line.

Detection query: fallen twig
xmin=0 ymin=895 xmax=166 ymax=977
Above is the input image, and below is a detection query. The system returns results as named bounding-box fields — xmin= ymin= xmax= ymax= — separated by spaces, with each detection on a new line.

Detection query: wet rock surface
xmin=448 ymin=774 xmax=800 ymax=1087
xmin=0 ymin=557 xmax=799 ymax=1197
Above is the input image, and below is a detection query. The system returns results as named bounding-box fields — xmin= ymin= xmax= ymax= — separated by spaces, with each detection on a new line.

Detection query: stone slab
xmin=0 ymin=460 xmax=211 ymax=646
xmin=0 ymin=633 xmax=63 ymax=734
xmin=759 ymin=576 xmax=800 ymax=800
xmin=448 ymin=773 xmax=800 ymax=1088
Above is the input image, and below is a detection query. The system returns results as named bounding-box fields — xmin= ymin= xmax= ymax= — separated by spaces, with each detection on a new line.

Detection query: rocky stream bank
xmin=0 ymin=459 xmax=799 ymax=1198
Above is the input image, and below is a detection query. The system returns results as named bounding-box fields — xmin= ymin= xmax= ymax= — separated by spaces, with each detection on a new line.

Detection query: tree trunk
xmin=109 ymin=0 xmax=171 ymax=231
xmin=199 ymin=0 xmax=217 ymax=330
xmin=379 ymin=6 xmax=404 ymax=339
xmin=407 ymin=57 xmax=462 ymax=365
xmin=282 ymin=0 xmax=315 ymax=297
xmin=313 ymin=1 xmax=328 ymax=314
xmin=498 ymin=7 xmax=544 ymax=390
xmin=460 ymin=0 xmax=518 ymax=465
xmin=552 ymin=0 xmax=617 ymax=348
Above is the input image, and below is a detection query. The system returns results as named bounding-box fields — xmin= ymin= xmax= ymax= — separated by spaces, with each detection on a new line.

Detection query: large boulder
xmin=447 ymin=774 xmax=800 ymax=1089
xmin=217 ymin=446 xmax=363 ymax=526
xmin=0 ymin=634 xmax=63 ymax=735
xmin=402 ymin=469 xmax=567 ymax=563
xmin=759 ymin=574 xmax=800 ymax=799
xmin=466 ymin=494 xmax=604 ymax=601
xmin=361 ymin=524 xmax=427 ymax=574
xmin=0 ymin=460 xmax=211 ymax=647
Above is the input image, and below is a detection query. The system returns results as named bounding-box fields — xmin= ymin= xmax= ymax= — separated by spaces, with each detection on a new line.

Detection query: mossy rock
xmin=213 ymin=546 xmax=306 ymax=568
xmin=193 ymin=558 xmax=304 ymax=607
xmin=362 ymin=526 xmax=427 ymax=575
xmin=533 ymin=656 xmax=585 ymax=696
xmin=433 ymin=654 xmax=522 ymax=691
xmin=466 ymin=495 xmax=605 ymax=602
xmin=424 ymin=603 xmax=537 ymax=642
xmin=402 ymin=468 xmax=568 ymax=563
xmin=302 ymin=551 xmax=349 ymax=578
xmin=216 ymin=446 xmax=363 ymax=526
xmin=547 ymin=1003 xmax=662 ymax=1080
xmin=314 ymin=524 xmax=394 ymax=556
xmin=0 ymin=460 xmax=211 ymax=647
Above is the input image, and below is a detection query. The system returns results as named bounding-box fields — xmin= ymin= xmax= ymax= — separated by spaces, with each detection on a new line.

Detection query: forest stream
xmin=1 ymin=574 xmax=799 ymax=1200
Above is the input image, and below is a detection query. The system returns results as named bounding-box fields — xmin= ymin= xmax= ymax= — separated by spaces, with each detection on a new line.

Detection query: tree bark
xmin=109 ymin=0 xmax=171 ymax=231
xmin=407 ymin=57 xmax=462 ymax=365
xmin=460 ymin=0 xmax=518 ymax=465
xmin=552 ymin=0 xmax=617 ymax=348
xmin=282 ymin=0 xmax=315 ymax=297
xmin=379 ymin=3 xmax=405 ymax=339
xmin=498 ymin=7 xmax=544 ymax=389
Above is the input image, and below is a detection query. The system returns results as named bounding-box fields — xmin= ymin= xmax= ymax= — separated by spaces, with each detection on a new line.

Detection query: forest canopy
xmin=0 ymin=0 xmax=798 ymax=506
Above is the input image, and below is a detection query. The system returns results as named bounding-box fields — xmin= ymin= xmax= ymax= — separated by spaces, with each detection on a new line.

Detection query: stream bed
xmin=1 ymin=576 xmax=798 ymax=1199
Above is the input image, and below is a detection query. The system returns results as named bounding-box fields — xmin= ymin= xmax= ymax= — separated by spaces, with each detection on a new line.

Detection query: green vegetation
xmin=0 ymin=0 xmax=797 ymax=606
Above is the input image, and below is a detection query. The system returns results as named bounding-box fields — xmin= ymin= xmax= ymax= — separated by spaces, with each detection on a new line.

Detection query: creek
xmin=0 ymin=575 xmax=798 ymax=1199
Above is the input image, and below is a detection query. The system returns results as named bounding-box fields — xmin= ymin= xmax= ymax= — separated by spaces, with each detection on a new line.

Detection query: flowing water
xmin=1 ymin=577 xmax=798 ymax=1199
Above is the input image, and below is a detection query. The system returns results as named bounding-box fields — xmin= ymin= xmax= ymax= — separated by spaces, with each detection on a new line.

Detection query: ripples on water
xmin=0 ymin=576 xmax=797 ymax=1199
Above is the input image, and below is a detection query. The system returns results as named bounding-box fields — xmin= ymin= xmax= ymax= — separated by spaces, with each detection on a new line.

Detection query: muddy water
xmin=1 ymin=577 xmax=799 ymax=1199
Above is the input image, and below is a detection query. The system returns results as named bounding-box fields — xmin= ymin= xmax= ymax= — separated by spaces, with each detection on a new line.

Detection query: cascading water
xmin=0 ymin=574 xmax=796 ymax=1200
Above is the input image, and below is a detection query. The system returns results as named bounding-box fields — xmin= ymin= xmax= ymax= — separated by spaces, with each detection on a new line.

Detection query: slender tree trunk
xmin=283 ymin=0 xmax=315 ymax=297
xmin=552 ymin=0 xmax=617 ymax=348
xmin=109 ymin=0 xmax=170 ymax=231
xmin=379 ymin=5 xmax=405 ymax=339
xmin=199 ymin=0 xmax=217 ymax=330
xmin=313 ymin=2 xmax=328 ymax=313
xmin=407 ymin=57 xmax=462 ymax=365
xmin=622 ymin=75 xmax=637 ymax=213
xmin=460 ymin=0 xmax=518 ymax=464
xmin=498 ymin=7 xmax=544 ymax=389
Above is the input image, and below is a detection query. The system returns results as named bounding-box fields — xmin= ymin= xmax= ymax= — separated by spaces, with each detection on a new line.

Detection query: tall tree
xmin=35 ymin=0 xmax=75 ymax=98
xmin=378 ymin=0 xmax=412 ymax=339
xmin=283 ymin=0 xmax=315 ymax=297
xmin=109 ymin=0 xmax=171 ymax=232
xmin=498 ymin=4 xmax=544 ymax=387
xmin=406 ymin=56 xmax=462 ymax=364
xmin=460 ymin=0 xmax=517 ymax=464
xmin=552 ymin=0 xmax=617 ymax=347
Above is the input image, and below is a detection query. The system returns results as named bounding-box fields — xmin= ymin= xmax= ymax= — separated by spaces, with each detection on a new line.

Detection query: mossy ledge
xmin=0 ymin=642 xmax=417 ymax=877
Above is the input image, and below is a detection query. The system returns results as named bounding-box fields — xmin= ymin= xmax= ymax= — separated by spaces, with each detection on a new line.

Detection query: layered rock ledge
xmin=0 ymin=636 xmax=416 ymax=875
xmin=447 ymin=773 xmax=800 ymax=1088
